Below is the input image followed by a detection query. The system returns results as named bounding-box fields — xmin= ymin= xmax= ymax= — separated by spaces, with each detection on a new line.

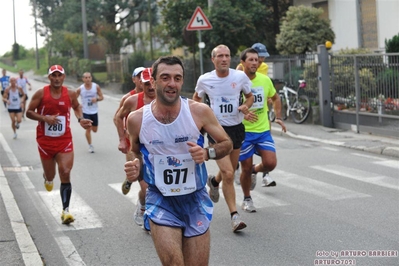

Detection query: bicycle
xmin=269 ymin=79 xmax=311 ymax=124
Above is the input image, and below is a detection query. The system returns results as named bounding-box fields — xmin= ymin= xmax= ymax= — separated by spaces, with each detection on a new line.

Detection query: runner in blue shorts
xmin=124 ymin=56 xmax=232 ymax=265
xmin=238 ymin=48 xmax=286 ymax=213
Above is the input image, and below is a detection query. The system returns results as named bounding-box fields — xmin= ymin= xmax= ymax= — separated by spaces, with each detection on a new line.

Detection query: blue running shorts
xmin=144 ymin=186 xmax=213 ymax=237
xmin=239 ymin=131 xmax=275 ymax=161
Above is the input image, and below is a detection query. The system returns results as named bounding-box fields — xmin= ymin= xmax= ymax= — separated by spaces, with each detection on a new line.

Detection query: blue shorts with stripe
xmin=239 ymin=131 xmax=275 ymax=161
xmin=144 ymin=186 xmax=213 ymax=237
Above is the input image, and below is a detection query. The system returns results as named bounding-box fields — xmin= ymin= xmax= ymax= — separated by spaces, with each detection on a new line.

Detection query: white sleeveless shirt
xmin=139 ymin=97 xmax=208 ymax=196
xmin=7 ymin=88 xmax=21 ymax=110
xmin=79 ymin=82 xmax=98 ymax=114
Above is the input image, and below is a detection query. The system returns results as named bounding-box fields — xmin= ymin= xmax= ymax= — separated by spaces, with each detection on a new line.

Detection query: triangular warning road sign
xmin=186 ymin=6 xmax=213 ymax=31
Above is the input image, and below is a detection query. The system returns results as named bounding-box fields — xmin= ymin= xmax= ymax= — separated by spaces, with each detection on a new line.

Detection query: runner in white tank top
xmin=124 ymin=56 xmax=233 ymax=265
xmin=76 ymin=72 xmax=104 ymax=153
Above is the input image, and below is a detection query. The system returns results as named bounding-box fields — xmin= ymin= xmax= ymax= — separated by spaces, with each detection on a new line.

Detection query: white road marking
xmin=373 ymin=160 xmax=399 ymax=170
xmin=273 ymin=169 xmax=370 ymax=200
xmin=321 ymin=146 xmax=340 ymax=152
xmin=109 ymin=182 xmax=140 ymax=205
xmin=38 ymin=190 xmax=103 ymax=231
xmin=351 ymin=153 xmax=385 ymax=160
xmin=218 ymin=184 xmax=290 ymax=208
xmin=311 ymin=165 xmax=399 ymax=191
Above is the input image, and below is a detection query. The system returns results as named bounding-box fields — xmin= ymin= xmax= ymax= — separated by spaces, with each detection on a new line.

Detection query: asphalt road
xmin=1 ymin=75 xmax=398 ymax=266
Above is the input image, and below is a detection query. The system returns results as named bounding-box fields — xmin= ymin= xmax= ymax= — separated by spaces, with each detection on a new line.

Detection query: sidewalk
xmin=271 ymin=121 xmax=399 ymax=159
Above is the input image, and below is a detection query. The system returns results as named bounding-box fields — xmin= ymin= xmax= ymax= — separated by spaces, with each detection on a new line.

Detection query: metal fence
xmin=330 ymin=53 xmax=399 ymax=116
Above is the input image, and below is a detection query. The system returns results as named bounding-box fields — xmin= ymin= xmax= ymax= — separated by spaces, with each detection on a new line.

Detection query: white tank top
xmin=79 ymin=82 xmax=98 ymax=114
xmin=139 ymin=97 xmax=208 ymax=195
xmin=7 ymin=88 xmax=21 ymax=110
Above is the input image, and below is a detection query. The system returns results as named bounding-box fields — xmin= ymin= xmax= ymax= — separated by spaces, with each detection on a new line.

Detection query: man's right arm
xmin=113 ymin=92 xmax=130 ymax=126
xmin=26 ymin=89 xmax=45 ymax=121
xmin=115 ymin=95 xmax=137 ymax=153
xmin=124 ymin=109 xmax=143 ymax=182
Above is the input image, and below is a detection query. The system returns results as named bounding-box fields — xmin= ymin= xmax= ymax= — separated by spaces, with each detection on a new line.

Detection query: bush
xmin=49 ymin=57 xmax=70 ymax=73
xmin=78 ymin=59 xmax=91 ymax=77
xmin=68 ymin=58 xmax=79 ymax=78
xmin=385 ymin=33 xmax=399 ymax=53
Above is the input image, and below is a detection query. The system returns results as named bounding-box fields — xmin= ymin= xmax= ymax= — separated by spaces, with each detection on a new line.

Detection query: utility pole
xmin=81 ymin=0 xmax=89 ymax=59
xmin=148 ymin=0 xmax=153 ymax=59
xmin=13 ymin=0 xmax=16 ymax=44
xmin=33 ymin=0 xmax=40 ymax=69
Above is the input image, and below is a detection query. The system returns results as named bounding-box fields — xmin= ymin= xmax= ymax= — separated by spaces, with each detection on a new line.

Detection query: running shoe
xmin=262 ymin=172 xmax=276 ymax=187
xmin=15 ymin=123 xmax=20 ymax=129
xmin=242 ymin=198 xmax=256 ymax=213
xmin=250 ymin=172 xmax=257 ymax=191
xmin=88 ymin=144 xmax=94 ymax=153
xmin=207 ymin=175 xmax=219 ymax=203
xmin=61 ymin=210 xmax=75 ymax=224
xmin=121 ymin=179 xmax=132 ymax=195
xmin=43 ymin=173 xmax=53 ymax=192
xmin=231 ymin=213 xmax=247 ymax=232
xmin=13 ymin=133 xmax=17 ymax=139
xmin=134 ymin=199 xmax=145 ymax=226
xmin=234 ymin=169 xmax=241 ymax=185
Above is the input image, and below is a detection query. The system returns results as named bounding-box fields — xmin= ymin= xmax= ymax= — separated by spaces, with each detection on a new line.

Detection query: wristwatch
xmin=78 ymin=117 xmax=84 ymax=122
xmin=207 ymin=147 xmax=216 ymax=159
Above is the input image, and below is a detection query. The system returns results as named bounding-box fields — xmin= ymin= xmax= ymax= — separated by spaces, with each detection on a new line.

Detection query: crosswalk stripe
xmin=109 ymin=183 xmax=140 ymax=205
xmin=218 ymin=184 xmax=290 ymax=208
xmin=272 ymin=169 xmax=370 ymax=200
xmin=373 ymin=160 xmax=399 ymax=170
xmin=321 ymin=146 xmax=340 ymax=152
xmin=352 ymin=153 xmax=385 ymax=160
xmin=311 ymin=165 xmax=399 ymax=191
xmin=38 ymin=190 xmax=103 ymax=231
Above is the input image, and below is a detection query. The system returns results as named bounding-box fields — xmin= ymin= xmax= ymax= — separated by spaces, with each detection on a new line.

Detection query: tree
xmin=275 ymin=5 xmax=335 ymax=55
xmin=32 ymin=0 xmax=156 ymax=55
xmin=158 ymin=0 xmax=274 ymax=57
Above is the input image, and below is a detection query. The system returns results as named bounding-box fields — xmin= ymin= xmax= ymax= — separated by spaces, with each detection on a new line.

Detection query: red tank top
xmin=136 ymin=92 xmax=145 ymax=109
xmin=124 ymin=92 xmax=145 ymax=128
xmin=36 ymin=85 xmax=72 ymax=141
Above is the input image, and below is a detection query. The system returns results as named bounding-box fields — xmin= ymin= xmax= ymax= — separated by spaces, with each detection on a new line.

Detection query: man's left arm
xmin=95 ymin=84 xmax=104 ymax=102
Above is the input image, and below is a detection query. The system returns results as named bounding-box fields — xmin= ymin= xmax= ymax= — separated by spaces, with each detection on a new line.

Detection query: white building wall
xmin=293 ymin=0 xmax=398 ymax=52
xmin=329 ymin=0 xmax=359 ymax=50
xmin=376 ymin=0 xmax=399 ymax=50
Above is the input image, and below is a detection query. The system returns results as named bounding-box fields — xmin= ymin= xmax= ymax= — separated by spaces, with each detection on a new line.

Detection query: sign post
xmin=186 ymin=6 xmax=213 ymax=75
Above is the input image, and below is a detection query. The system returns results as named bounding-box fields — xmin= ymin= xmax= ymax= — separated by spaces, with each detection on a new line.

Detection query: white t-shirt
xmin=195 ymin=69 xmax=252 ymax=126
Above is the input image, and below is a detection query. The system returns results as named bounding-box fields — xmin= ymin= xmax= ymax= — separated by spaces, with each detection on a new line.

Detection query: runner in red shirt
xmin=26 ymin=65 xmax=92 ymax=225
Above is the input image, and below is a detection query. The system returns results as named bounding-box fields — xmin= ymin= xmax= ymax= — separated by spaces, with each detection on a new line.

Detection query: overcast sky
xmin=0 ymin=0 xmax=45 ymax=56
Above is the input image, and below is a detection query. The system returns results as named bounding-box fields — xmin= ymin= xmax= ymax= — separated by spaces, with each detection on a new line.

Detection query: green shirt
xmin=243 ymin=73 xmax=276 ymax=133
